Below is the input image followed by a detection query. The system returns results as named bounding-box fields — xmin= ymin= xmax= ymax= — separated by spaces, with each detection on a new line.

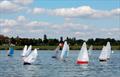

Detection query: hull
xmin=99 ymin=59 xmax=107 ymax=62
xmin=76 ymin=60 xmax=88 ymax=64
xmin=52 ymin=56 xmax=57 ymax=58
xmin=23 ymin=62 xmax=31 ymax=65
xmin=8 ymin=54 xmax=12 ymax=56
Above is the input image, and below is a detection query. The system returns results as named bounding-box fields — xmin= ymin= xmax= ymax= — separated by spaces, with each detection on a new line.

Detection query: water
xmin=0 ymin=50 xmax=120 ymax=77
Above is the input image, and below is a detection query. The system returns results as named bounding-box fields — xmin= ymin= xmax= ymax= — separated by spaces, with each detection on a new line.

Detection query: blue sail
xmin=8 ymin=47 xmax=14 ymax=56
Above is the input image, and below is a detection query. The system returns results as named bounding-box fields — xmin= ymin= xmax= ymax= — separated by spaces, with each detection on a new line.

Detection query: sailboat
xmin=7 ymin=47 xmax=14 ymax=56
xmin=52 ymin=46 xmax=60 ymax=59
xmin=60 ymin=41 xmax=69 ymax=61
xmin=22 ymin=45 xmax=27 ymax=57
xmin=106 ymin=42 xmax=111 ymax=59
xmin=76 ymin=42 xmax=89 ymax=64
xmin=99 ymin=42 xmax=111 ymax=61
xmin=99 ymin=46 xmax=108 ymax=61
xmin=23 ymin=48 xmax=38 ymax=65
xmin=88 ymin=45 xmax=93 ymax=55
xmin=22 ymin=45 xmax=32 ymax=57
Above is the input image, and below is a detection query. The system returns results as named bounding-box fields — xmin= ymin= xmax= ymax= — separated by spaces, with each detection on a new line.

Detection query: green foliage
xmin=0 ymin=34 xmax=120 ymax=50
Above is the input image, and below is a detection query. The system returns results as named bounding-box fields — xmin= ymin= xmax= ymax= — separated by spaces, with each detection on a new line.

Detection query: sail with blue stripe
xmin=60 ymin=41 xmax=69 ymax=60
xmin=8 ymin=47 xmax=14 ymax=56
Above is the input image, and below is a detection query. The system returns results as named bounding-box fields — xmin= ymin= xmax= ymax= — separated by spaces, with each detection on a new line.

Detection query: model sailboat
xmin=7 ymin=47 xmax=14 ymax=56
xmin=88 ymin=45 xmax=93 ymax=55
xmin=99 ymin=46 xmax=108 ymax=61
xmin=76 ymin=42 xmax=89 ymax=64
xmin=22 ymin=45 xmax=32 ymax=57
xmin=52 ymin=46 xmax=60 ymax=58
xmin=106 ymin=42 xmax=111 ymax=59
xmin=23 ymin=48 xmax=38 ymax=65
xmin=60 ymin=41 xmax=69 ymax=61
xmin=22 ymin=45 xmax=27 ymax=56
xmin=99 ymin=42 xmax=111 ymax=61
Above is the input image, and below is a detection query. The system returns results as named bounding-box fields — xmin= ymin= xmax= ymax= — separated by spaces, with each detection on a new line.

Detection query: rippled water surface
xmin=0 ymin=50 xmax=120 ymax=77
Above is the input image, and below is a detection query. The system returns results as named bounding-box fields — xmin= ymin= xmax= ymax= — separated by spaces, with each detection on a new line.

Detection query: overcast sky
xmin=0 ymin=0 xmax=120 ymax=40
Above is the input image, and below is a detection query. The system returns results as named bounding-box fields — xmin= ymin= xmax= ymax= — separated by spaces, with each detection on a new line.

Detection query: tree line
xmin=0 ymin=34 xmax=120 ymax=46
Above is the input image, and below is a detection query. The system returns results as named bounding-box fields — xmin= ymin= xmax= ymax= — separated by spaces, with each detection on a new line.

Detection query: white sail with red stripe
xmin=76 ymin=42 xmax=89 ymax=64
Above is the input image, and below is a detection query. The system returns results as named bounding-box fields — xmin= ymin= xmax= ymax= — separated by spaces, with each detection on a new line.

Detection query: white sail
xmin=22 ymin=45 xmax=27 ymax=56
xmin=106 ymin=42 xmax=111 ymax=59
xmin=23 ymin=48 xmax=38 ymax=63
xmin=88 ymin=45 xmax=93 ymax=55
xmin=22 ymin=45 xmax=32 ymax=57
xmin=99 ymin=42 xmax=111 ymax=61
xmin=76 ymin=42 xmax=89 ymax=64
xmin=60 ymin=41 xmax=69 ymax=60
xmin=99 ymin=46 xmax=108 ymax=60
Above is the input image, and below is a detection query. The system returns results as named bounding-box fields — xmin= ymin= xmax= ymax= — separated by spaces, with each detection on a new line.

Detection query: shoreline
xmin=0 ymin=45 xmax=120 ymax=50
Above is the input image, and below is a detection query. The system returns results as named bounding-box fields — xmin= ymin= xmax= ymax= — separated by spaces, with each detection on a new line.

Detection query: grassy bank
xmin=0 ymin=45 xmax=120 ymax=50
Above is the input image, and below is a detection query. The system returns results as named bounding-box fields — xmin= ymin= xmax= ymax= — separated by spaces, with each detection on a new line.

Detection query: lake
xmin=0 ymin=50 xmax=120 ymax=77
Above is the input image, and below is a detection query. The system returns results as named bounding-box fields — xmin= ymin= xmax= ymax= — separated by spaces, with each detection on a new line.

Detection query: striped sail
xmin=60 ymin=41 xmax=69 ymax=60
xmin=8 ymin=47 xmax=14 ymax=56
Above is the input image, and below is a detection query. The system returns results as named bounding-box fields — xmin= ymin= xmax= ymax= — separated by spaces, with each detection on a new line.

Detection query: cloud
xmin=2 ymin=28 xmax=11 ymax=33
xmin=32 ymin=8 xmax=45 ymax=14
xmin=27 ymin=21 xmax=50 ymax=27
xmin=0 ymin=0 xmax=33 ymax=13
xmin=93 ymin=28 xmax=120 ymax=39
xmin=52 ymin=6 xmax=120 ymax=18
xmin=0 ymin=16 xmax=119 ymax=40
xmin=17 ymin=16 xmax=28 ymax=22
xmin=0 ymin=0 xmax=23 ymax=13
xmin=26 ymin=6 xmax=120 ymax=19
xmin=53 ymin=6 xmax=94 ymax=17
xmin=0 ymin=19 xmax=17 ymax=27
xmin=111 ymin=8 xmax=120 ymax=15
xmin=13 ymin=0 xmax=34 ymax=5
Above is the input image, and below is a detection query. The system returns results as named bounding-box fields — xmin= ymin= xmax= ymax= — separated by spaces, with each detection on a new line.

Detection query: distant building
xmin=44 ymin=34 xmax=47 ymax=40
xmin=60 ymin=36 xmax=63 ymax=43
xmin=43 ymin=34 xmax=48 ymax=45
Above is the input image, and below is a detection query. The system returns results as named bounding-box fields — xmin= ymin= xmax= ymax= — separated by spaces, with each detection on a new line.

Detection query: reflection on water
xmin=0 ymin=50 xmax=120 ymax=77
xmin=23 ymin=65 xmax=39 ymax=77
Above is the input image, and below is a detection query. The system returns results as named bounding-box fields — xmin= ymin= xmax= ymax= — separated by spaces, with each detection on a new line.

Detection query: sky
xmin=0 ymin=0 xmax=120 ymax=40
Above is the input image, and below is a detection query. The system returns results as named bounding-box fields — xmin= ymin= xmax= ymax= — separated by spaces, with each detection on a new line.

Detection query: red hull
xmin=76 ymin=60 xmax=88 ymax=64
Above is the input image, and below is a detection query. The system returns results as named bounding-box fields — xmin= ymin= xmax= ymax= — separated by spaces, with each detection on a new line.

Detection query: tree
xmin=87 ymin=38 xmax=94 ymax=45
